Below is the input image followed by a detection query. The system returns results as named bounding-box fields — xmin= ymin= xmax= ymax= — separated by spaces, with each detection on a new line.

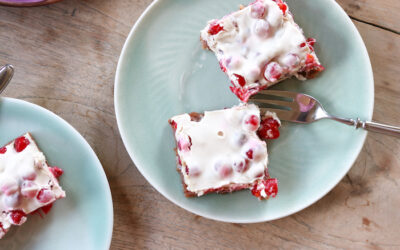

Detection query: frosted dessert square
xmin=201 ymin=0 xmax=324 ymax=102
xmin=0 ymin=133 xmax=65 ymax=239
xmin=169 ymin=104 xmax=280 ymax=199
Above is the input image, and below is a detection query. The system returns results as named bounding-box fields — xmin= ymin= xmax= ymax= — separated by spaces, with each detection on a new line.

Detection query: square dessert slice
xmin=168 ymin=104 xmax=280 ymax=200
xmin=200 ymin=0 xmax=324 ymax=102
xmin=0 ymin=133 xmax=65 ymax=239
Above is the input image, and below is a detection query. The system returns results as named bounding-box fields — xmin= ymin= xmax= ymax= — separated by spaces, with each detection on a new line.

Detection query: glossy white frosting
xmin=0 ymin=133 xmax=65 ymax=238
xmin=171 ymin=104 xmax=270 ymax=195
xmin=200 ymin=0 xmax=321 ymax=90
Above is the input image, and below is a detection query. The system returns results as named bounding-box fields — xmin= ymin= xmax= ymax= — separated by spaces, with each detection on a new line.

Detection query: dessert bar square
xmin=201 ymin=0 xmax=324 ymax=102
xmin=169 ymin=104 xmax=280 ymax=200
xmin=0 ymin=133 xmax=65 ymax=239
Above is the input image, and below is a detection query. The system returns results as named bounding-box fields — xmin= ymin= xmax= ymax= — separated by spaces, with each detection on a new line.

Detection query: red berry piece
xmin=41 ymin=203 xmax=53 ymax=214
xmin=219 ymin=60 xmax=227 ymax=73
xmin=184 ymin=166 xmax=189 ymax=175
xmin=246 ymin=149 xmax=254 ymax=159
xmin=208 ymin=22 xmax=223 ymax=35
xmin=49 ymin=166 xmax=64 ymax=179
xmin=250 ymin=1 xmax=266 ymax=18
xmin=305 ymin=54 xmax=315 ymax=64
xmin=233 ymin=74 xmax=246 ymax=87
xmin=36 ymin=188 xmax=55 ymax=203
xmin=251 ymin=178 xmax=278 ymax=199
xmin=257 ymin=117 xmax=280 ymax=139
xmin=254 ymin=171 xmax=264 ymax=178
xmin=243 ymin=114 xmax=260 ymax=131
xmin=264 ymin=178 xmax=278 ymax=197
xmin=170 ymin=120 xmax=177 ymax=131
xmin=0 ymin=222 xmax=5 ymax=233
xmin=0 ymin=147 xmax=6 ymax=154
xmin=306 ymin=37 xmax=316 ymax=46
xmin=277 ymin=3 xmax=287 ymax=14
xmin=14 ymin=136 xmax=30 ymax=153
xmin=9 ymin=210 xmax=26 ymax=225
xmin=299 ymin=53 xmax=324 ymax=79
xmin=244 ymin=143 xmax=266 ymax=161
xmin=251 ymin=184 xmax=260 ymax=197
xmin=246 ymin=115 xmax=259 ymax=127
xmin=263 ymin=62 xmax=283 ymax=82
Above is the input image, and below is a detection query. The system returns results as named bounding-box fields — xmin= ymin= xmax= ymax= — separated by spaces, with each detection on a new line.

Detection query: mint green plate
xmin=0 ymin=98 xmax=113 ymax=249
xmin=115 ymin=0 xmax=373 ymax=222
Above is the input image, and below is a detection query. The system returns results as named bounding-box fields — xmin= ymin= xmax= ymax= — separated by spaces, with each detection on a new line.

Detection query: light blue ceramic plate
xmin=0 ymin=98 xmax=113 ymax=249
xmin=115 ymin=0 xmax=374 ymax=223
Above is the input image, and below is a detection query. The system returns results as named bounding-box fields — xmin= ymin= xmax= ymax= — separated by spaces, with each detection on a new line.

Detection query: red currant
xmin=233 ymin=74 xmax=246 ymax=87
xmin=14 ymin=136 xmax=30 ymax=153
xmin=10 ymin=210 xmax=26 ymax=225
xmin=49 ymin=166 xmax=64 ymax=179
xmin=208 ymin=22 xmax=223 ymax=35
xmin=257 ymin=118 xmax=280 ymax=139
xmin=0 ymin=147 xmax=6 ymax=154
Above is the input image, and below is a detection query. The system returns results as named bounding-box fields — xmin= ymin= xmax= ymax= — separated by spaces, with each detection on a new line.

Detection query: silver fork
xmin=251 ymin=89 xmax=400 ymax=138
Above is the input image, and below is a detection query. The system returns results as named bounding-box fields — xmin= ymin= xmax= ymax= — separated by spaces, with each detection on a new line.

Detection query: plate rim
xmin=114 ymin=0 xmax=374 ymax=223
xmin=1 ymin=97 xmax=114 ymax=248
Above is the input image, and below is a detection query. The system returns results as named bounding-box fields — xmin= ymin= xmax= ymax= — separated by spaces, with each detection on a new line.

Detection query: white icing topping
xmin=0 ymin=133 xmax=65 ymax=237
xmin=171 ymin=104 xmax=269 ymax=194
xmin=200 ymin=0 xmax=322 ymax=90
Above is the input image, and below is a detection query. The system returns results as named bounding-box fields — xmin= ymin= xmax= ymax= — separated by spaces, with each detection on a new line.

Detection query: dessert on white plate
xmin=201 ymin=0 xmax=324 ymax=102
xmin=0 ymin=133 xmax=65 ymax=239
xmin=169 ymin=104 xmax=280 ymax=200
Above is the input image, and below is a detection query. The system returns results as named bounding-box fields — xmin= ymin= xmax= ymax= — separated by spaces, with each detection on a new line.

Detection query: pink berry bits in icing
xmin=200 ymin=0 xmax=324 ymax=102
xmin=169 ymin=104 xmax=280 ymax=199
xmin=0 ymin=133 xmax=65 ymax=239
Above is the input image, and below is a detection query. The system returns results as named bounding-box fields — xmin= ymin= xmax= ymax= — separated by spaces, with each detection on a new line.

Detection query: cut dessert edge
xmin=0 ymin=132 xmax=66 ymax=239
xmin=200 ymin=0 xmax=324 ymax=102
xmin=168 ymin=104 xmax=281 ymax=200
xmin=173 ymin=147 xmax=257 ymax=198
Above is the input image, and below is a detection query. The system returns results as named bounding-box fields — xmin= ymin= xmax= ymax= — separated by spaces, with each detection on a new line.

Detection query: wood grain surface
xmin=0 ymin=0 xmax=63 ymax=7
xmin=0 ymin=0 xmax=399 ymax=249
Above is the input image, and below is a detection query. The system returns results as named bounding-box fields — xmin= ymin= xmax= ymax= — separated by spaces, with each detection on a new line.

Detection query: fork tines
xmin=250 ymin=90 xmax=297 ymax=120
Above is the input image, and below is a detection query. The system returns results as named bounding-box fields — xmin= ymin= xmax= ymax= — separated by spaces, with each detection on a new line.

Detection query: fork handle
xmin=334 ymin=117 xmax=400 ymax=138
xmin=356 ymin=119 xmax=400 ymax=138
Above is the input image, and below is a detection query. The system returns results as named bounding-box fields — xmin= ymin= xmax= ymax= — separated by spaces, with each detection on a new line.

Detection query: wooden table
xmin=0 ymin=0 xmax=399 ymax=248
